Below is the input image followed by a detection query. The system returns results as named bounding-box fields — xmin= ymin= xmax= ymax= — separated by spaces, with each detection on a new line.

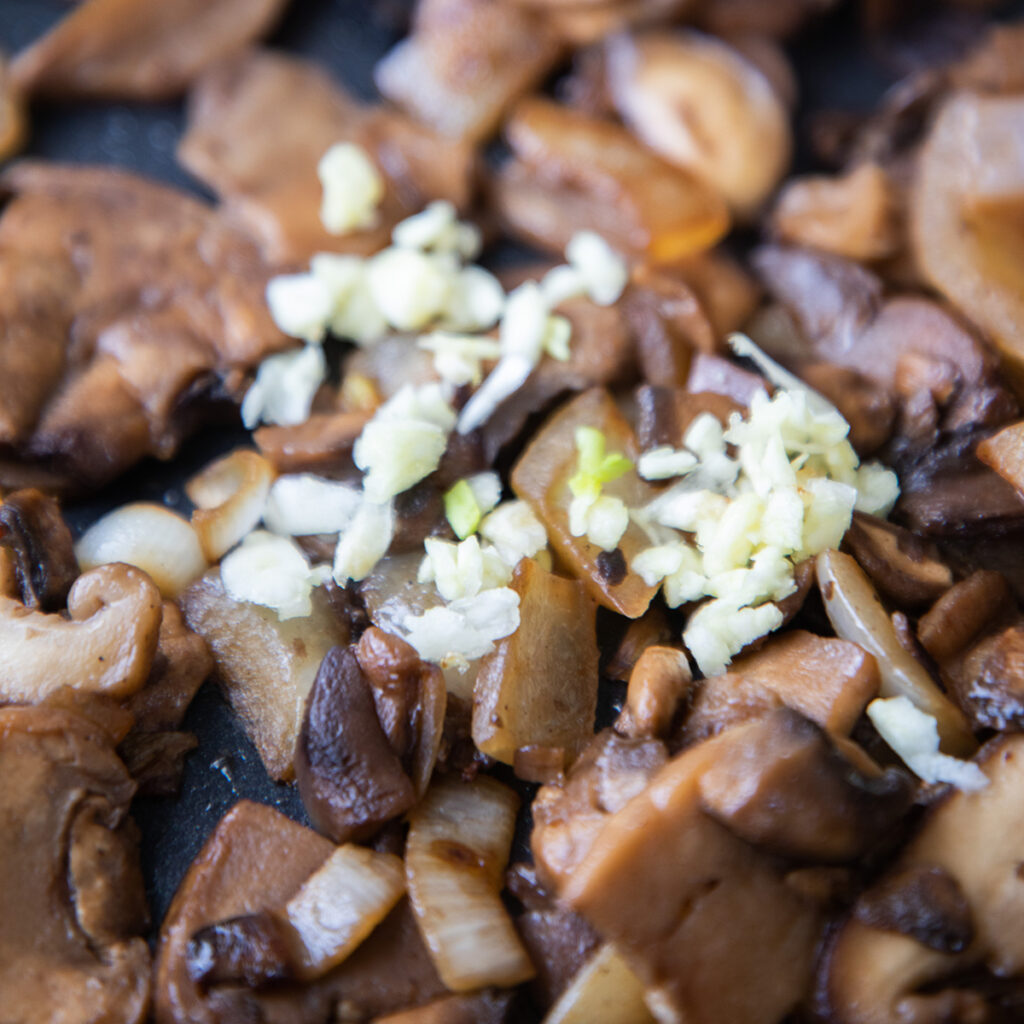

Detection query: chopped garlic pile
xmin=318 ymin=142 xmax=385 ymax=235
xmin=867 ymin=697 xmax=988 ymax=791
xmin=567 ymin=427 xmax=634 ymax=552
xmin=240 ymin=345 xmax=327 ymax=429
xmin=631 ymin=340 xmax=900 ymax=676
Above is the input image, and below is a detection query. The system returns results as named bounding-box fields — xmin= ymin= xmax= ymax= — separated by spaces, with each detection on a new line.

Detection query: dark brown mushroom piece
xmin=295 ymin=645 xmax=417 ymax=843
xmin=186 ymin=911 xmax=298 ymax=988
xmin=816 ymin=734 xmax=1024 ymax=1024
xmin=798 ymin=362 xmax=896 ymax=457
xmin=615 ymin=644 xmax=691 ymax=740
xmin=254 ymin=411 xmax=369 ymax=476
xmin=0 ymin=705 xmax=150 ymax=1024
xmin=119 ymin=730 xmax=200 ymax=798
xmin=633 ymin=384 xmax=741 ymax=451
xmin=155 ymin=800 xmax=446 ymax=1024
xmin=0 ymin=162 xmax=286 ymax=490
xmin=11 ymin=0 xmax=288 ymax=101
xmin=0 ymin=487 xmax=78 ymax=610
xmin=686 ymin=350 xmax=768 ymax=405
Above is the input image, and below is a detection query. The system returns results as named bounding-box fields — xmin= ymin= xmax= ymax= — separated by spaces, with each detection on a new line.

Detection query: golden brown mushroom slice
xmin=494 ymin=97 xmax=730 ymax=264
xmin=817 ymin=734 xmax=1024 ymax=1024
xmin=0 ymin=705 xmax=150 ymax=1024
xmin=375 ymin=0 xmax=562 ymax=143
xmin=11 ymin=0 xmax=289 ymax=101
xmin=0 ymin=562 xmax=162 ymax=704
xmin=911 ymin=91 xmax=1024 ymax=396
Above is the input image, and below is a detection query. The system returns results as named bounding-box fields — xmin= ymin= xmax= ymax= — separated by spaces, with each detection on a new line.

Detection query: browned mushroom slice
xmin=771 ymin=162 xmax=901 ymax=261
xmin=512 ymin=388 xmax=660 ymax=618
xmin=155 ymin=800 xmax=447 ymax=1024
xmin=0 ymin=54 xmax=25 ymax=161
xmin=977 ymin=419 xmax=1024 ymax=495
xmin=633 ymin=385 xmax=741 ymax=451
xmin=616 ymin=645 xmax=691 ymax=740
xmin=683 ymin=629 xmax=880 ymax=744
xmin=686 ymin=351 xmax=767 ymax=405
xmin=180 ymin=568 xmax=349 ymax=780
xmin=180 ymin=48 xmax=475 ymax=265
xmin=375 ymin=0 xmax=562 ymax=143
xmin=797 ymin=362 xmax=895 ymax=456
xmin=295 ymin=645 xmax=416 ymax=843
xmin=0 ymin=487 xmax=78 ymax=610
xmin=911 ymin=92 xmax=1024 ymax=395
xmin=917 ymin=570 xmax=1011 ymax=666
xmin=696 ymin=709 xmax=913 ymax=863
xmin=473 ymin=557 xmax=599 ymax=767
xmin=0 ymin=705 xmax=150 ymax=1024
xmin=604 ymin=604 xmax=677 ymax=683
xmin=816 ymin=734 xmax=1024 ymax=1023
xmin=495 ymin=98 xmax=729 ymax=264
xmin=667 ymin=248 xmax=761 ymax=340
xmin=11 ymin=0 xmax=288 ymax=101
xmin=561 ymin=723 xmax=822 ymax=1024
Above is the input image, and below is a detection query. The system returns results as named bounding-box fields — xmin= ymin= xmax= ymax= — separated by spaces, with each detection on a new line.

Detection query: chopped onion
xmin=816 ymin=549 xmax=975 ymax=755
xmin=187 ymin=450 xmax=276 ymax=562
xmin=284 ymin=844 xmax=406 ymax=979
xmin=405 ymin=776 xmax=534 ymax=992
xmin=75 ymin=502 xmax=208 ymax=598
xmin=543 ymin=944 xmax=653 ymax=1024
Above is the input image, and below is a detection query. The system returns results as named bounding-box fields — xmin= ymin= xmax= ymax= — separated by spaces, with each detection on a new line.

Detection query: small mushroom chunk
xmin=0 ymin=706 xmax=150 ymax=1024
xmin=978 ymin=419 xmax=1024 ymax=495
xmin=843 ymin=513 xmax=953 ymax=610
xmin=616 ymin=644 xmax=691 ymax=740
xmin=494 ymin=98 xmax=729 ymax=264
xmin=473 ymin=557 xmax=599 ymax=766
xmin=918 ymin=570 xmax=1010 ymax=666
xmin=771 ymin=162 xmax=901 ymax=262
xmin=0 ymin=487 xmax=78 ymax=610
xmin=295 ymin=646 xmax=416 ymax=843
xmin=798 ymin=363 xmax=895 ymax=457
xmin=604 ymin=604 xmax=677 ymax=683
xmin=633 ymin=384 xmax=741 ymax=451
xmin=683 ymin=629 xmax=880 ymax=744
xmin=186 ymin=911 xmax=297 ymax=987
xmin=697 ymin=709 xmax=913 ymax=862
xmin=180 ymin=568 xmax=349 ymax=780
xmin=817 ymin=734 xmax=1024 ymax=1024
xmin=561 ymin=728 xmax=822 ymax=1024
xmin=605 ymin=30 xmax=792 ymax=218
xmin=0 ymin=562 xmax=162 ymax=705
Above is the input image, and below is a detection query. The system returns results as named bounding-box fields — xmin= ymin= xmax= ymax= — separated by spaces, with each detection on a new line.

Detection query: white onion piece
xmin=75 ymin=502 xmax=208 ymax=598
xmin=406 ymin=775 xmax=534 ymax=991
xmin=186 ymin=450 xmax=276 ymax=562
xmin=543 ymin=944 xmax=653 ymax=1024
xmin=816 ymin=549 xmax=975 ymax=756
xmin=284 ymin=844 xmax=406 ymax=979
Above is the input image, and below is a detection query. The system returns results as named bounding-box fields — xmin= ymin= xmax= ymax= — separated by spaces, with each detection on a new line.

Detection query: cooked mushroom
xmin=0 ymin=487 xmax=78 ymax=610
xmin=616 ymin=644 xmax=691 ymax=740
xmin=0 ymin=53 xmax=25 ymax=162
xmin=0 ymin=705 xmax=150 ymax=1023
xmin=472 ymin=557 xmax=599 ymax=766
xmin=180 ymin=568 xmax=349 ymax=780
xmin=633 ymin=384 xmax=741 ymax=451
xmin=817 ymin=734 xmax=1024 ymax=1023
xmin=11 ymin=0 xmax=288 ymax=101
xmin=605 ymin=30 xmax=792 ymax=217
xmin=0 ymin=562 xmax=162 ymax=705
xmin=977 ymin=419 xmax=1024 ymax=495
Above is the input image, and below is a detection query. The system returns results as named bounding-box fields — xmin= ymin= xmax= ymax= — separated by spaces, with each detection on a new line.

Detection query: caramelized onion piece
xmin=187 ymin=450 xmax=275 ymax=562
xmin=406 ymin=776 xmax=534 ymax=992
xmin=76 ymin=503 xmax=208 ymax=599
xmin=0 ymin=563 xmax=161 ymax=704
xmin=11 ymin=0 xmax=288 ymax=101
xmin=542 ymin=943 xmax=653 ymax=1024
xmin=496 ymin=97 xmax=729 ymax=264
xmin=606 ymin=30 xmax=791 ymax=217
xmin=816 ymin=549 xmax=974 ymax=755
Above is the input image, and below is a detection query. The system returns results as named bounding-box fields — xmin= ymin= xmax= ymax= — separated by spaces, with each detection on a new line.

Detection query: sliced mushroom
xmin=11 ymin=0 xmax=288 ymax=100
xmin=254 ymin=411 xmax=370 ymax=475
xmin=616 ymin=644 xmax=691 ymax=740
xmin=0 ymin=487 xmax=78 ymax=610
xmin=495 ymin=97 xmax=729 ymax=264
xmin=473 ymin=557 xmax=599 ymax=766
xmin=817 ymin=734 xmax=1024 ymax=1023
xmin=180 ymin=568 xmax=349 ymax=780
xmin=917 ymin=570 xmax=1011 ymax=666
xmin=633 ymin=384 xmax=741 ymax=451
xmin=605 ymin=30 xmax=792 ymax=217
xmin=0 ymin=562 xmax=162 ymax=704
xmin=0 ymin=705 xmax=150 ymax=1024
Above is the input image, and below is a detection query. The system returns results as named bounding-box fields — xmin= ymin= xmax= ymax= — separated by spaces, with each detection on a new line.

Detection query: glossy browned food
xmin=0 ymin=487 xmax=78 ymax=610
xmin=0 ymin=706 xmax=150 ymax=1024
xmin=495 ymin=97 xmax=730 ymax=264
xmin=977 ymin=419 xmax=1024 ymax=494
xmin=186 ymin=911 xmax=297 ymax=987
xmin=295 ymin=646 xmax=417 ymax=843
xmin=616 ymin=644 xmax=691 ymax=740
xmin=376 ymin=0 xmax=562 ymax=142
xmin=374 ymin=991 xmax=513 ymax=1024
xmin=11 ymin=0 xmax=289 ymax=101
xmin=473 ymin=557 xmax=598 ymax=766
xmin=179 ymin=49 xmax=475 ymax=264
xmin=0 ymin=54 xmax=25 ymax=161
xmin=0 ymin=162 xmax=286 ymax=489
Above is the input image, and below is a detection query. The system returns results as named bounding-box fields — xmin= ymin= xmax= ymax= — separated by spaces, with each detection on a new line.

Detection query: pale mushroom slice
xmin=0 ymin=562 xmax=162 ymax=704
xmin=817 ymin=733 xmax=1024 ymax=1024
xmin=11 ymin=0 xmax=289 ymax=101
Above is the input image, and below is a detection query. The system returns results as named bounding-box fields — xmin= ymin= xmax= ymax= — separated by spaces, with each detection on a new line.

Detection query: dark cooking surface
xmin=3 ymin=0 xmax=1024 ymax=943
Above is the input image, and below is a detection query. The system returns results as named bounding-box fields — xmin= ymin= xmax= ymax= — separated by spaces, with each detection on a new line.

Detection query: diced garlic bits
xmin=265 ymin=273 xmax=335 ymax=342
xmin=403 ymin=586 xmax=521 ymax=663
xmin=332 ymin=498 xmax=395 ymax=584
xmin=318 ymin=141 xmax=385 ymax=235
xmin=567 ymin=426 xmax=634 ymax=551
xmin=367 ymin=246 xmax=453 ymax=331
xmin=241 ymin=344 xmax=327 ymax=429
xmin=443 ymin=473 xmax=501 ymax=539
xmin=310 ymin=253 xmax=388 ymax=344
xmin=262 ymin=474 xmax=362 ymax=536
xmin=479 ymin=500 xmax=549 ymax=567
xmin=353 ymin=383 xmax=455 ymax=503
xmin=418 ymin=332 xmax=502 ymax=387
xmin=637 ymin=446 xmax=698 ymax=481
xmin=565 ymin=230 xmax=629 ymax=306
xmin=419 ymin=536 xmax=512 ymax=601
xmin=221 ymin=530 xmax=331 ymax=620
xmin=393 ymin=199 xmax=481 ymax=259
xmin=867 ymin=696 xmax=988 ymax=791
